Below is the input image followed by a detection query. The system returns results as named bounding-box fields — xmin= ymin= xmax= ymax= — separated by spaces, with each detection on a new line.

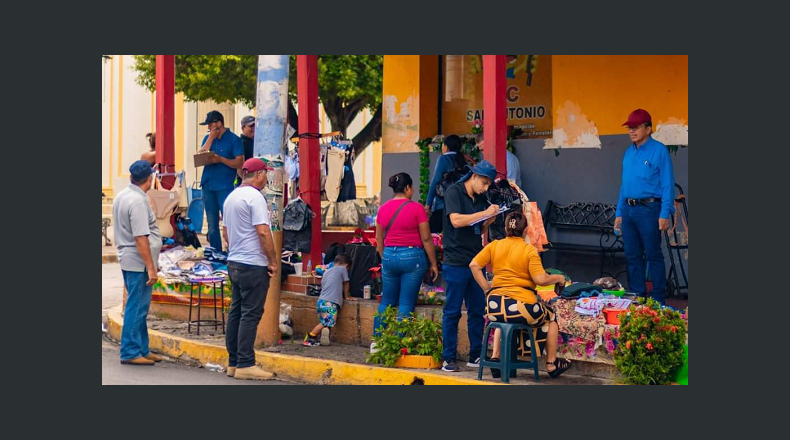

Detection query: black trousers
xmin=226 ymin=261 xmax=270 ymax=368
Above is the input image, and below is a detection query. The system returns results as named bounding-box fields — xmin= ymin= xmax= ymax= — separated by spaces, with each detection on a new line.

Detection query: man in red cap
xmin=221 ymin=158 xmax=277 ymax=380
xmin=614 ymin=109 xmax=675 ymax=305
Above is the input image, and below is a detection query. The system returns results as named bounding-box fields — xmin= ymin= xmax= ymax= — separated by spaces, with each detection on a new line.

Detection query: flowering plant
xmin=367 ymin=306 xmax=443 ymax=367
xmin=614 ymin=298 xmax=687 ymax=384
xmin=471 ymin=119 xmax=483 ymax=134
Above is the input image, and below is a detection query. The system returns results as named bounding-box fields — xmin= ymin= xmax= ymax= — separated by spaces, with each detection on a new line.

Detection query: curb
xmin=106 ymin=307 xmax=500 ymax=385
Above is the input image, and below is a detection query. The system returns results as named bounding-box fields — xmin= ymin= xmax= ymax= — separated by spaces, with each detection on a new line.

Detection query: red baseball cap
xmin=242 ymin=158 xmax=273 ymax=173
xmin=622 ymin=109 xmax=652 ymax=127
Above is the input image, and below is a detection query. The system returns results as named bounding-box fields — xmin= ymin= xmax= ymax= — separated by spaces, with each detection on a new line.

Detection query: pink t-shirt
xmin=377 ymin=199 xmax=429 ymax=247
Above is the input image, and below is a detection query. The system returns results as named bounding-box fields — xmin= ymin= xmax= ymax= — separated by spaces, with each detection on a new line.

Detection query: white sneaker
xmin=370 ymin=342 xmax=380 ymax=354
xmin=320 ymin=328 xmax=331 ymax=346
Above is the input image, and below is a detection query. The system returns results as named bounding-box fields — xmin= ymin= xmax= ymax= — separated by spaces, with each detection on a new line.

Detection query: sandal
xmin=547 ymin=358 xmax=572 ymax=378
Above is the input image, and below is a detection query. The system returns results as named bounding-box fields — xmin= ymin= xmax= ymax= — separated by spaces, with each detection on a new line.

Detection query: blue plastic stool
xmin=478 ymin=322 xmax=540 ymax=383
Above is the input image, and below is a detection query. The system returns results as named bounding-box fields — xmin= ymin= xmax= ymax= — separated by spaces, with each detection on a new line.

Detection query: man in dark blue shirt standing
xmin=614 ymin=109 xmax=675 ymax=305
xmin=197 ymin=110 xmax=244 ymax=251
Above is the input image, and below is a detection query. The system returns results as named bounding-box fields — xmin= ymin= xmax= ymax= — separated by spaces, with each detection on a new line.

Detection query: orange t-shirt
xmin=472 ymin=236 xmax=546 ymax=304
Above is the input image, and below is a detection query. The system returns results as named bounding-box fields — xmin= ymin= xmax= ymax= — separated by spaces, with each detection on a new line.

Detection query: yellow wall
xmin=382 ymin=55 xmax=420 ymax=153
xmin=551 ymin=55 xmax=688 ymax=139
xmin=442 ymin=55 xmax=553 ymax=137
xmin=382 ymin=55 xmax=439 ymax=153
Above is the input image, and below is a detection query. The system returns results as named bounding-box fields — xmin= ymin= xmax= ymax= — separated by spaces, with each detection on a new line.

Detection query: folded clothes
xmin=562 ymin=283 xmax=602 ymax=299
xmin=574 ymin=297 xmax=633 ymax=316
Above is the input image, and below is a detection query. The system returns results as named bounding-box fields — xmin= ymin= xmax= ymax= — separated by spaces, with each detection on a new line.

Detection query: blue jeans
xmin=441 ymin=264 xmax=486 ymax=362
xmin=120 ymin=270 xmax=153 ymax=361
xmin=203 ymin=188 xmax=232 ymax=251
xmin=622 ymin=200 xmax=666 ymax=304
xmin=374 ymin=247 xmax=427 ymax=337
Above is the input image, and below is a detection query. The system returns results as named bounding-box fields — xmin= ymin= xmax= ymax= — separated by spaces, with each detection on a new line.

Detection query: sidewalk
xmin=102 ymin=228 xmax=615 ymax=385
xmin=105 ymin=307 xmax=613 ymax=385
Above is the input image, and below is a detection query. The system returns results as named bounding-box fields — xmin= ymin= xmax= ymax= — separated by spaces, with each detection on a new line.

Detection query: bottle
xmin=307 ymin=260 xmax=312 ymax=275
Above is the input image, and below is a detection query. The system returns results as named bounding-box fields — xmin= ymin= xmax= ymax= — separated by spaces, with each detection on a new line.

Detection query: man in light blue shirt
xmin=614 ymin=109 xmax=675 ymax=305
xmin=506 ymin=148 xmax=522 ymax=188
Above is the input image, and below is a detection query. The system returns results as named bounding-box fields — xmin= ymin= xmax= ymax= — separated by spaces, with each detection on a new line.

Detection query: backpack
xmin=435 ymin=155 xmax=469 ymax=199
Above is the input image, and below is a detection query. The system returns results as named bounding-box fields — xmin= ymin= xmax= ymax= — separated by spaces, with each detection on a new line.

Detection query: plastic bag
xmin=283 ymin=198 xmax=313 ymax=253
xmin=279 ymin=303 xmax=293 ymax=337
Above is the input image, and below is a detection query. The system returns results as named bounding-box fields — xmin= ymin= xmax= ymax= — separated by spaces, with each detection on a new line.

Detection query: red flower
xmin=646 ymin=343 xmax=653 ymax=350
xmin=400 ymin=347 xmax=409 ymax=355
xmin=626 ymin=341 xmax=631 ymax=349
xmin=653 ymin=317 xmax=661 ymax=323
xmin=640 ymin=334 xmax=646 ymax=341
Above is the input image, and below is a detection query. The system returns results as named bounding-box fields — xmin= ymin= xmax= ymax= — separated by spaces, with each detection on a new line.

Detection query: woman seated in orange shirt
xmin=469 ymin=211 xmax=571 ymax=379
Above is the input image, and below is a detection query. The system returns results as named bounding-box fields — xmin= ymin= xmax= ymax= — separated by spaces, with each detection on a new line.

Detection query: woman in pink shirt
xmin=374 ymin=173 xmax=439 ymax=337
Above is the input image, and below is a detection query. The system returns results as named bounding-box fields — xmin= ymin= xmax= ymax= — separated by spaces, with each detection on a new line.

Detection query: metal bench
xmin=543 ymin=201 xmax=625 ymax=280
xmin=664 ymin=184 xmax=688 ymax=298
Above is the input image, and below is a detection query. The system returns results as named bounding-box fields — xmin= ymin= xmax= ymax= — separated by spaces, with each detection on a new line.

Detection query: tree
xmin=133 ymin=55 xmax=382 ymax=159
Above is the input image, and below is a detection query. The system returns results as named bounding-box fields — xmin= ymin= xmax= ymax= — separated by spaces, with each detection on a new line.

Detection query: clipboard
xmin=193 ymin=151 xmax=216 ymax=167
xmin=469 ymin=205 xmax=509 ymax=226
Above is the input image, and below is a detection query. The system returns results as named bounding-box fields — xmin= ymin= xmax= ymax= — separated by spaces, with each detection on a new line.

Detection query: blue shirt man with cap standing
xmin=614 ymin=109 xmax=675 ymax=305
xmin=440 ymin=159 xmax=500 ymax=372
xmin=112 ymin=160 xmax=163 ymax=366
xmin=197 ymin=110 xmax=244 ymax=251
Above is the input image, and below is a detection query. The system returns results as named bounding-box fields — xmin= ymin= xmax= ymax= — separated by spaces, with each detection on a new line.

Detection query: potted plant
xmin=614 ymin=298 xmax=687 ymax=385
xmin=367 ymin=306 xmax=443 ymax=369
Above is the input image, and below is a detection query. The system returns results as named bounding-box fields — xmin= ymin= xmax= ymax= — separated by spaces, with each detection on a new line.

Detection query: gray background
xmin=380 ymin=134 xmax=689 ymax=288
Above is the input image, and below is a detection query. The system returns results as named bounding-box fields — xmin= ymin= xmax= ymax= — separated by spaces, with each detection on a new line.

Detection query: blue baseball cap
xmin=129 ymin=160 xmax=154 ymax=181
xmin=458 ymin=159 xmax=497 ymax=183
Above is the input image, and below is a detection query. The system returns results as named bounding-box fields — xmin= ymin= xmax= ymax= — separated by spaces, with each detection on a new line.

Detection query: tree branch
xmin=343 ymin=98 xmax=367 ymax=127
xmin=352 ymin=103 xmax=383 ymax=160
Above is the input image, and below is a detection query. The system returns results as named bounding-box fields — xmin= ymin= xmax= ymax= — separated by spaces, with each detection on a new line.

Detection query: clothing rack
xmin=290 ymin=131 xmax=341 ymax=144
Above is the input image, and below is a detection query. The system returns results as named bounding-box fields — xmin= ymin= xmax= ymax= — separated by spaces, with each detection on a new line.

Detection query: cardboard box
xmin=193 ymin=152 xmax=216 ymax=167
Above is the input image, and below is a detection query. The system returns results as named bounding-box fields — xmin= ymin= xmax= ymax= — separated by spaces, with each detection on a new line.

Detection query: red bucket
xmin=604 ymin=308 xmax=627 ymax=325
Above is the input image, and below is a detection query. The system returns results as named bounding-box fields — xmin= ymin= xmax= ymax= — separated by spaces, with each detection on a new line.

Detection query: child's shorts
xmin=316 ymin=299 xmax=340 ymax=327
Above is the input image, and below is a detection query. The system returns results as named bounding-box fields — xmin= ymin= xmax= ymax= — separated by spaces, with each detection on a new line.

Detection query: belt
xmin=626 ymin=197 xmax=661 ymax=206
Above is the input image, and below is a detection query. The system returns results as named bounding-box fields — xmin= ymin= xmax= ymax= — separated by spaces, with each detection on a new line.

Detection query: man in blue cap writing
xmin=440 ymin=160 xmax=500 ymax=372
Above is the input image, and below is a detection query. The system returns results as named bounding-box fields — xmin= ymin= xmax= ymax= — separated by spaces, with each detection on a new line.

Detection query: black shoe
xmin=441 ymin=360 xmax=460 ymax=372
xmin=302 ymin=333 xmax=320 ymax=347
xmin=466 ymin=357 xmax=481 ymax=368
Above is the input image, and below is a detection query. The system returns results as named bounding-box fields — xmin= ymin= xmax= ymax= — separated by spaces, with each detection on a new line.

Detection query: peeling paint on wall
xmin=382 ymin=94 xmax=419 ymax=153
xmin=653 ymin=117 xmax=688 ymax=146
xmin=544 ymin=100 xmax=601 ymax=149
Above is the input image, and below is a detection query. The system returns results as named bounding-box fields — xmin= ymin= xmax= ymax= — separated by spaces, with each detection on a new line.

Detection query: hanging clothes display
xmin=325 ymin=147 xmax=345 ymax=202
xmin=337 ymin=148 xmax=357 ymax=202
xmin=320 ymin=143 xmax=328 ymax=200
xmin=284 ymin=150 xmax=300 ymax=181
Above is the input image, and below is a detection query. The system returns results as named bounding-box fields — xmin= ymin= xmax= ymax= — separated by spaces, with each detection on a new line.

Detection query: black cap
xmin=199 ymin=110 xmax=224 ymax=126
